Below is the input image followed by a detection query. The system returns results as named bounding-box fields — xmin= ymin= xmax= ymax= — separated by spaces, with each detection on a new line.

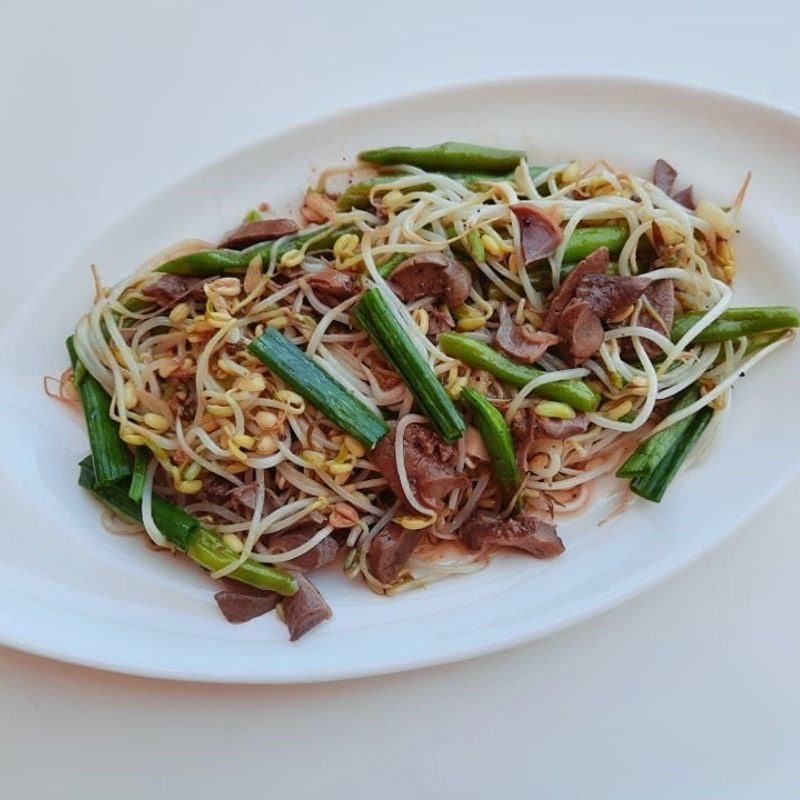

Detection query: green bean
xmin=461 ymin=387 xmax=521 ymax=505
xmin=354 ymin=289 xmax=465 ymax=443
xmin=337 ymin=176 xmax=433 ymax=211
xmin=455 ymin=206 xmax=624 ymax=268
xmin=671 ymin=306 xmax=800 ymax=344
xmin=79 ymin=457 xmax=297 ymax=595
xmin=155 ymin=224 xmax=349 ymax=276
xmin=529 ymin=227 xmax=627 ymax=291
xmin=438 ymin=333 xmax=600 ymax=412
xmin=336 ymin=166 xmax=548 ymax=211
xmin=67 ymin=336 xmax=132 ymax=486
xmin=155 ymin=248 xmax=248 ymax=276
xmin=248 ymin=328 xmax=389 ymax=448
xmin=562 ymin=225 xmax=628 ymax=263
xmin=359 ymin=142 xmax=527 ymax=173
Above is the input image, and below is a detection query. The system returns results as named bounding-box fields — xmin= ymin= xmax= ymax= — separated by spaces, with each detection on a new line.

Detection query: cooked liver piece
xmin=460 ymin=510 xmax=564 ymax=558
xmin=543 ymin=246 xmax=609 ymax=332
xmin=281 ymin=573 xmax=332 ymax=641
xmin=367 ymin=522 xmax=425 ymax=584
xmin=510 ymin=204 xmax=563 ymax=264
xmin=494 ymin=303 xmax=559 ymax=363
xmin=214 ymin=585 xmax=281 ymax=624
xmin=370 ymin=422 xmax=469 ymax=510
xmin=306 ymin=269 xmax=359 ymax=305
xmin=388 ymin=252 xmax=472 ymax=309
xmin=219 ymin=218 xmax=298 ymax=249
xmin=557 ymin=298 xmax=605 ymax=365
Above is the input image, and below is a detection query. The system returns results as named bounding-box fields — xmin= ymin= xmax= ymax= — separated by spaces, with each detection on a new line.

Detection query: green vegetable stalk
xmin=66 ymin=336 xmax=132 ymax=486
xmin=617 ymin=386 xmax=703 ymax=478
xmin=156 ymin=225 xmax=349 ymax=277
xmin=377 ymin=252 xmax=407 ymax=278
xmin=562 ymin=225 xmax=628 ymax=263
xmin=629 ymin=409 xmax=712 ymax=502
xmin=354 ymin=289 xmax=466 ymax=443
xmin=358 ymin=142 xmax=528 ymax=173
xmin=79 ymin=458 xmax=297 ymax=595
xmin=671 ymin=306 xmax=800 ymax=344
xmin=248 ymin=327 xmax=389 ymax=448
xmin=438 ymin=332 xmax=600 ymax=412
xmin=336 ymin=166 xmax=548 ymax=212
xmin=128 ymin=447 xmax=149 ymax=503
xmin=616 ymin=384 xmax=713 ymax=503
xmin=461 ymin=387 xmax=521 ymax=505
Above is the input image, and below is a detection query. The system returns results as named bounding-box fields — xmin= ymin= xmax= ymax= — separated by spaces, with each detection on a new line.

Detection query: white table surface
xmin=2 ymin=1 xmax=799 ymax=797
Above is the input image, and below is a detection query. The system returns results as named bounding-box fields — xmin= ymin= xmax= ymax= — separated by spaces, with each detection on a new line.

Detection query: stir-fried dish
xmin=58 ymin=142 xmax=799 ymax=640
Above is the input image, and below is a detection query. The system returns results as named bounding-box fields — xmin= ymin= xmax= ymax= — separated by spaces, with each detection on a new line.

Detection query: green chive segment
xmin=66 ymin=336 xmax=132 ymax=487
xmin=628 ymin=408 xmax=712 ymax=502
xmin=616 ymin=384 xmax=713 ymax=503
xmin=247 ymin=327 xmax=389 ymax=449
xmin=354 ymin=288 xmax=465 ymax=443
xmin=128 ymin=447 xmax=149 ymax=503
xmin=79 ymin=457 xmax=297 ymax=595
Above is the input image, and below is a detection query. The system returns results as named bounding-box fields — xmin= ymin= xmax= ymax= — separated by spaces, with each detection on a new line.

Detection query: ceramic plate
xmin=1 ymin=76 xmax=798 ymax=682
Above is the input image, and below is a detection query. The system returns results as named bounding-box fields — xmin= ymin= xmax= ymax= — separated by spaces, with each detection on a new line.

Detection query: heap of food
xmin=60 ymin=142 xmax=798 ymax=639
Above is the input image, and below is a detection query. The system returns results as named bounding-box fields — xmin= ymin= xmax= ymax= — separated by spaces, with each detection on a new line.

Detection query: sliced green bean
xmin=156 ymin=225 xmax=349 ymax=276
xmin=671 ymin=306 xmax=800 ymax=344
xmin=359 ymin=142 xmax=527 ymax=173
xmin=438 ymin=333 xmax=600 ymax=412
xmin=562 ymin=225 xmax=628 ymax=263
xmin=155 ymin=248 xmax=248 ymax=277
xmin=336 ymin=166 xmax=549 ymax=211
xmin=461 ymin=387 xmax=521 ymax=505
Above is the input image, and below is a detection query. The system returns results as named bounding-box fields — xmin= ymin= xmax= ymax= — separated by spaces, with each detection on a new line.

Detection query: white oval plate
xmin=1 ymin=76 xmax=798 ymax=683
